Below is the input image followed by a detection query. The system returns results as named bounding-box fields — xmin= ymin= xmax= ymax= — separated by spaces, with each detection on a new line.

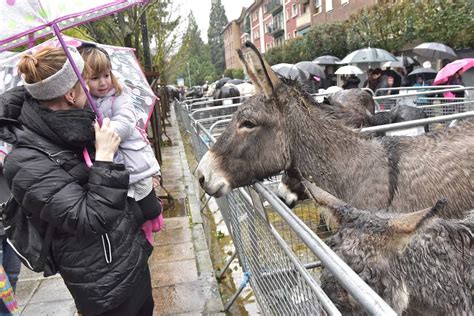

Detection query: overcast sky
xmin=172 ymin=0 xmax=254 ymax=42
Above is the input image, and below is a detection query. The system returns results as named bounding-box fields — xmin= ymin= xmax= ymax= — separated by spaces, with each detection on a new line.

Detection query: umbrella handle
xmin=51 ymin=23 xmax=103 ymax=125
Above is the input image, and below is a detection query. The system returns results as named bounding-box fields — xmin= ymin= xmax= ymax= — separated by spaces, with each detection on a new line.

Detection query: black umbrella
xmin=295 ymin=61 xmax=326 ymax=79
xmin=397 ymin=56 xmax=419 ymax=67
xmin=312 ymin=55 xmax=341 ymax=65
xmin=216 ymin=77 xmax=232 ymax=89
xmin=407 ymin=67 xmax=437 ymax=85
xmin=271 ymin=63 xmax=310 ymax=81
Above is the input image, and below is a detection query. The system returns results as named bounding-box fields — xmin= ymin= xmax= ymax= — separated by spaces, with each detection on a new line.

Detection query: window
xmin=341 ymin=0 xmax=349 ymax=4
xmin=292 ymin=4 xmax=298 ymax=17
xmin=314 ymin=0 xmax=322 ymax=13
xmin=253 ymin=11 xmax=258 ymax=22
xmin=326 ymin=0 xmax=332 ymax=11
xmin=253 ymin=30 xmax=260 ymax=40
xmin=287 ymin=8 xmax=291 ymax=20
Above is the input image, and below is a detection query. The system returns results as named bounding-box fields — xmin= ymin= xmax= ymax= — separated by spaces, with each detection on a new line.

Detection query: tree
xmin=207 ymin=0 xmax=228 ymax=76
xmin=169 ymin=12 xmax=217 ymax=86
xmin=148 ymin=1 xmax=181 ymax=84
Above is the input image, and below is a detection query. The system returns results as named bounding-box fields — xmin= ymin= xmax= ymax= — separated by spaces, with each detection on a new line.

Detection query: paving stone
xmin=16 ymin=279 xmax=39 ymax=306
xmin=152 ymin=280 xmax=219 ymax=315
xmin=29 ymin=278 xmax=73 ymax=304
xmin=150 ymin=242 xmax=195 ymax=263
xmin=160 ymin=217 xmax=190 ymax=230
xmin=155 ymin=227 xmax=192 ymax=246
xmin=20 ymin=300 xmax=76 ymax=316
xmin=150 ymin=259 xmax=198 ymax=287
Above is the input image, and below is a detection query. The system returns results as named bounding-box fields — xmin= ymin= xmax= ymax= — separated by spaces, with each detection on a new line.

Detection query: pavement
xmin=15 ymin=106 xmax=224 ymax=315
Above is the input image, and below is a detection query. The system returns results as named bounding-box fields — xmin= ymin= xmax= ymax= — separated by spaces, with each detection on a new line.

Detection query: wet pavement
xmin=14 ymin=106 xmax=224 ymax=315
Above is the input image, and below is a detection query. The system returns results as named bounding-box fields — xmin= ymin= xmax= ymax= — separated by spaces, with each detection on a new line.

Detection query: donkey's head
xmin=197 ymin=42 xmax=313 ymax=197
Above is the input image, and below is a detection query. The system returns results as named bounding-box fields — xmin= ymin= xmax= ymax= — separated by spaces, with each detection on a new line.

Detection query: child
xmin=79 ymin=44 xmax=162 ymax=244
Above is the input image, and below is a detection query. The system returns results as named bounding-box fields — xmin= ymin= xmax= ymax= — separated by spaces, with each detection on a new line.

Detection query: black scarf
xmin=21 ymin=98 xmax=96 ymax=150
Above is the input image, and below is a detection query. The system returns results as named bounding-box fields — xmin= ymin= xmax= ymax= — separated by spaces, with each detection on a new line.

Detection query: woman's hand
xmin=94 ymin=118 xmax=121 ymax=162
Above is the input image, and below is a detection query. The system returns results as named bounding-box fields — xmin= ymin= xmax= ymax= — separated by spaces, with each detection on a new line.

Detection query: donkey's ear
xmin=388 ymin=199 xmax=446 ymax=234
xmin=384 ymin=199 xmax=445 ymax=252
xmin=302 ymin=180 xmax=351 ymax=226
xmin=237 ymin=41 xmax=280 ymax=98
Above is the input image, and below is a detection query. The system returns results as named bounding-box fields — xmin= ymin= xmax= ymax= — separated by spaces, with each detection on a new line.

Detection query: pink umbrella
xmin=0 ymin=0 xmax=149 ymax=122
xmin=433 ymin=58 xmax=474 ymax=85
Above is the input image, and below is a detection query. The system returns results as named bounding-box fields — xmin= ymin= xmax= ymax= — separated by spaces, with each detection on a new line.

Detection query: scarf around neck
xmin=21 ymin=98 xmax=96 ymax=150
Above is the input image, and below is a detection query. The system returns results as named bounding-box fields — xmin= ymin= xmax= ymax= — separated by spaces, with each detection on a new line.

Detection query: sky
xmin=172 ymin=0 xmax=254 ymax=43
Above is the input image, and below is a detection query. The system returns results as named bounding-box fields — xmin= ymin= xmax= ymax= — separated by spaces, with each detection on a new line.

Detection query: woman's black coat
xmin=0 ymin=87 xmax=152 ymax=315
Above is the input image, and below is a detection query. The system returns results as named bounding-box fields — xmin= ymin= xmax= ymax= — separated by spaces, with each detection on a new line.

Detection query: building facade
xmin=223 ymin=0 xmax=378 ymax=70
xmin=223 ymin=20 xmax=242 ymax=70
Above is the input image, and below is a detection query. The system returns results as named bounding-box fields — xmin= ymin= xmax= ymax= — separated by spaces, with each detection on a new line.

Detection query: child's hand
xmin=94 ymin=118 xmax=121 ymax=162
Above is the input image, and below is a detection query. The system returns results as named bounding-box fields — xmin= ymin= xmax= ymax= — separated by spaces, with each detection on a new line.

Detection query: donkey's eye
xmin=240 ymin=120 xmax=256 ymax=129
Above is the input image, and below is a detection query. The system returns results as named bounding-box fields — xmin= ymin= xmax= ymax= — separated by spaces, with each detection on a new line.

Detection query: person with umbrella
xmin=0 ymin=46 xmax=154 ymax=315
xmin=413 ymin=76 xmax=430 ymax=106
xmin=446 ymin=71 xmax=465 ymax=98
xmin=342 ymin=74 xmax=361 ymax=89
xmin=79 ymin=44 xmax=163 ymax=247
xmin=363 ymin=68 xmax=383 ymax=91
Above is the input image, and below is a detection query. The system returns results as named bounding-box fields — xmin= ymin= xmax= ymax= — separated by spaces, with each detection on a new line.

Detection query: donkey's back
xmin=388 ymin=119 xmax=473 ymax=217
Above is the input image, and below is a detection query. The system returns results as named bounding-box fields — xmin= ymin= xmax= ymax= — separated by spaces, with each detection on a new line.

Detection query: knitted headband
xmin=22 ymin=46 xmax=85 ymax=100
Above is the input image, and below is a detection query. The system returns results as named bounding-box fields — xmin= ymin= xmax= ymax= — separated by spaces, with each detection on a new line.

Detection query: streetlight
xmin=186 ymin=62 xmax=192 ymax=88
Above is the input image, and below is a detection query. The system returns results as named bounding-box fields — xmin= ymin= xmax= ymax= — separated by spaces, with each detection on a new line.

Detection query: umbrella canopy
xmin=295 ymin=61 xmax=326 ymax=79
xmin=312 ymin=55 xmax=341 ymax=65
xmin=433 ymin=58 xmax=474 ymax=85
xmin=0 ymin=0 xmax=147 ymax=52
xmin=334 ymin=65 xmax=364 ymax=75
xmin=413 ymin=42 xmax=457 ymax=60
xmin=271 ymin=63 xmax=310 ymax=81
xmin=340 ymin=48 xmax=397 ymax=64
xmin=396 ymin=56 xmax=419 ymax=67
xmin=382 ymin=60 xmax=404 ymax=68
xmin=0 ymin=36 xmax=157 ymax=129
xmin=407 ymin=67 xmax=437 ymax=82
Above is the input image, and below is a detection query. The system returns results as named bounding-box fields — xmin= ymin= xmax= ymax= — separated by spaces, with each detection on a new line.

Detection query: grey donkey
xmin=196 ymin=41 xmax=473 ymax=218
xmin=278 ymin=91 xmax=428 ymax=208
xmin=304 ymin=183 xmax=473 ymax=315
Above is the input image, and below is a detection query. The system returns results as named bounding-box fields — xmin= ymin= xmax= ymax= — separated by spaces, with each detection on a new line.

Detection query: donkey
xmin=278 ymin=93 xmax=429 ymax=208
xmin=304 ymin=183 xmax=473 ymax=315
xmin=196 ymin=41 xmax=473 ymax=218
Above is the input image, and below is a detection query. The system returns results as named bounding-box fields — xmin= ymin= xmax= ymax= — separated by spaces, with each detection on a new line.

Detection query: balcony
xmin=265 ymin=0 xmax=283 ymax=15
xmin=296 ymin=9 xmax=311 ymax=29
xmin=267 ymin=22 xmax=284 ymax=38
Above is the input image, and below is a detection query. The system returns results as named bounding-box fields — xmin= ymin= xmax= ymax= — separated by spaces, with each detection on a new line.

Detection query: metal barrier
xmin=176 ymin=99 xmax=399 ymax=315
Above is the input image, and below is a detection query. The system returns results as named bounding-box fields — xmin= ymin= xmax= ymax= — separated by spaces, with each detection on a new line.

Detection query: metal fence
xmin=175 ymin=99 xmax=402 ymax=315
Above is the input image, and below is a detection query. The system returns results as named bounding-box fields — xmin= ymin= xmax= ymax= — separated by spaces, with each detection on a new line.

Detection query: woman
xmin=0 ymin=46 xmax=153 ymax=315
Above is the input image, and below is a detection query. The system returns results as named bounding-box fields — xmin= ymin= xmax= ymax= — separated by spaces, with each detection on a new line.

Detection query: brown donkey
xmin=196 ymin=42 xmax=473 ymax=218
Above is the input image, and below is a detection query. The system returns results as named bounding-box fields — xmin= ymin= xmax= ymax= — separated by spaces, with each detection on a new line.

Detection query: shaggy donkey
xmin=196 ymin=42 xmax=473 ymax=218
xmin=303 ymin=182 xmax=473 ymax=315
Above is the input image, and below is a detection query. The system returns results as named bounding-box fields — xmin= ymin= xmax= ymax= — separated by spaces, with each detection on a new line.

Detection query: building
xmin=223 ymin=20 xmax=242 ymax=70
xmin=223 ymin=0 xmax=378 ymax=70
xmin=311 ymin=0 xmax=378 ymax=25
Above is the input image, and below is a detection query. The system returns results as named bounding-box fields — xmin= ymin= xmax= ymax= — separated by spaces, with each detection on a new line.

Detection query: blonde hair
xmin=18 ymin=47 xmax=67 ymax=84
xmin=80 ymin=47 xmax=123 ymax=95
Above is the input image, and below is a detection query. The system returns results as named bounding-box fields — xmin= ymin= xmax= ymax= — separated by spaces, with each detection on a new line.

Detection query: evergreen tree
xmin=207 ymin=0 xmax=228 ymax=75
xmin=169 ymin=12 xmax=217 ymax=86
